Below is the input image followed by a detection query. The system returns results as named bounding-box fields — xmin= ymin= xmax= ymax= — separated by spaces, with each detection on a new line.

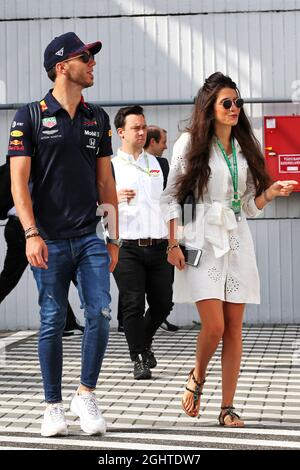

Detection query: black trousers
xmin=117 ymin=279 xmax=175 ymax=328
xmin=0 ymin=216 xmax=77 ymax=328
xmin=113 ymin=241 xmax=173 ymax=359
xmin=0 ymin=217 xmax=28 ymax=303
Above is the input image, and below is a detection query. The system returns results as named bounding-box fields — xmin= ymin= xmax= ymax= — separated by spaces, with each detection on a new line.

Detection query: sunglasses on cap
xmin=63 ymin=51 xmax=94 ymax=64
xmin=221 ymin=98 xmax=244 ymax=109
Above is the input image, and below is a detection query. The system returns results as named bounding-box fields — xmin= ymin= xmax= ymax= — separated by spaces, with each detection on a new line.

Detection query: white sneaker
xmin=41 ymin=403 xmax=68 ymax=437
xmin=70 ymin=391 xmax=106 ymax=435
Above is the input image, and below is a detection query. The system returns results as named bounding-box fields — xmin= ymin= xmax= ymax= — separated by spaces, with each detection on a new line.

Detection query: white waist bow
xmin=204 ymin=201 xmax=237 ymax=258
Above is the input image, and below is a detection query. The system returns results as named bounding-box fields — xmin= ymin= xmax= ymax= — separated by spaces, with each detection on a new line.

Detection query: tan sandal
xmin=181 ymin=368 xmax=205 ymax=418
xmin=218 ymin=406 xmax=244 ymax=427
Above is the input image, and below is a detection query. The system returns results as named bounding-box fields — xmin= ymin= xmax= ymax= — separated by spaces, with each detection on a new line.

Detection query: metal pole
xmin=0 ymin=97 xmax=298 ymax=110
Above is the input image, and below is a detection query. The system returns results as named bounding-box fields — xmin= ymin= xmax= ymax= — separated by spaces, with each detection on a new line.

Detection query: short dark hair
xmin=114 ymin=105 xmax=144 ymax=130
xmin=47 ymin=66 xmax=57 ymax=82
xmin=145 ymin=125 xmax=167 ymax=148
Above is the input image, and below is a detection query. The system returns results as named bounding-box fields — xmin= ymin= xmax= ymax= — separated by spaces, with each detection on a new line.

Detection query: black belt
xmin=122 ymin=238 xmax=166 ymax=247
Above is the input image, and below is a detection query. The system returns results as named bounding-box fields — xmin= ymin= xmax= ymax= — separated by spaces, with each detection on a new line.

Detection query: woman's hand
xmin=266 ymin=180 xmax=298 ymax=200
xmin=167 ymin=246 xmax=186 ymax=270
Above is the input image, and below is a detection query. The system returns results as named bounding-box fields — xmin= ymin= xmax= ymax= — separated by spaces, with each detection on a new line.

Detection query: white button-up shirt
xmin=112 ymin=148 xmax=168 ymax=239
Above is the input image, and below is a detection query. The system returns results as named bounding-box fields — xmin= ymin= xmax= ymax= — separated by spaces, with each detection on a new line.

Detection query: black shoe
xmin=144 ymin=349 xmax=157 ymax=369
xmin=133 ymin=354 xmax=152 ymax=380
xmin=63 ymin=323 xmax=84 ymax=337
xmin=62 ymin=330 xmax=74 ymax=337
xmin=117 ymin=325 xmax=124 ymax=333
xmin=159 ymin=320 xmax=179 ymax=332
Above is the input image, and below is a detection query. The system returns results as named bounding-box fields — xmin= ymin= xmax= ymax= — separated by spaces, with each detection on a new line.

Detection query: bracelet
xmin=25 ymin=232 xmax=40 ymax=240
xmin=263 ymin=189 xmax=272 ymax=203
xmin=166 ymin=243 xmax=179 ymax=254
xmin=24 ymin=225 xmax=37 ymax=235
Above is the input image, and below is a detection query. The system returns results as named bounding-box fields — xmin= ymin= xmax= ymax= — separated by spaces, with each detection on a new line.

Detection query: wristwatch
xmin=107 ymin=237 xmax=123 ymax=248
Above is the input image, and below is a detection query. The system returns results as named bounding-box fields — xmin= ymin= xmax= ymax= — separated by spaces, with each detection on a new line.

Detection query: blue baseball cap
xmin=43 ymin=32 xmax=102 ymax=71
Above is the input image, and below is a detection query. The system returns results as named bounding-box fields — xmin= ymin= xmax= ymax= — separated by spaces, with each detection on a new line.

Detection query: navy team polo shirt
xmin=7 ymin=90 xmax=113 ymax=239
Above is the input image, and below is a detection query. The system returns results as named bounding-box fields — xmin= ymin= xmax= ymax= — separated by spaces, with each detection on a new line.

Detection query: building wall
xmin=1 ymin=0 xmax=300 ymax=18
xmin=0 ymin=1 xmax=300 ymax=328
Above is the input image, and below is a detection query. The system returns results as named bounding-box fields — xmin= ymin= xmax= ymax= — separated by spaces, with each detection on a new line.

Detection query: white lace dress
xmin=160 ymin=132 xmax=262 ymax=304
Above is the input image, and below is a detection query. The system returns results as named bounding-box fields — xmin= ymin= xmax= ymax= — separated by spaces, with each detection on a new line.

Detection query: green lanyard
xmin=216 ymin=137 xmax=241 ymax=220
xmin=117 ymin=153 xmax=152 ymax=176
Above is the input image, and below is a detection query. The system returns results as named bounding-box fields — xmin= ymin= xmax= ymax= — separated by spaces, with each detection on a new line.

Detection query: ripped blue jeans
xmin=31 ymin=233 xmax=111 ymax=403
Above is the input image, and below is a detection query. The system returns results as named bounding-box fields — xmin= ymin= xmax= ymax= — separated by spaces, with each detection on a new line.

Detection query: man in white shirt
xmin=144 ymin=126 xmax=179 ymax=333
xmin=112 ymin=106 xmax=173 ymax=379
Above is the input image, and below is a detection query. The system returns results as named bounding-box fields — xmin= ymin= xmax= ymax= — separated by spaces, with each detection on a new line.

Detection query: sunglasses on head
xmin=63 ymin=51 xmax=94 ymax=64
xmin=221 ymin=98 xmax=244 ymax=109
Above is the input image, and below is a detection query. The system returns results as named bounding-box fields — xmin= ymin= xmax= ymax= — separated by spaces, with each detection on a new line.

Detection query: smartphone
xmin=179 ymin=244 xmax=202 ymax=267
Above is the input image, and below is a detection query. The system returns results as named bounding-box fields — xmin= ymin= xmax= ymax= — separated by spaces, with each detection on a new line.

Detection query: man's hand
xmin=107 ymin=243 xmax=119 ymax=272
xmin=117 ymin=189 xmax=136 ymax=204
xmin=26 ymin=237 xmax=48 ymax=269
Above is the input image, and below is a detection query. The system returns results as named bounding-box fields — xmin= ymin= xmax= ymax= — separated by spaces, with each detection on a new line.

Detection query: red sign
xmin=264 ymin=116 xmax=300 ymax=191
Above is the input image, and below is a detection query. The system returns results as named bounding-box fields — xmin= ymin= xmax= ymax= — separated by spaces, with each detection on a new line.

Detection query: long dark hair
xmin=176 ymin=72 xmax=272 ymax=201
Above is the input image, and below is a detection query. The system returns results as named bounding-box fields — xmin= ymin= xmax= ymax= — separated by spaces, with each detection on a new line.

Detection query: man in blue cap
xmin=8 ymin=32 xmax=120 ymax=437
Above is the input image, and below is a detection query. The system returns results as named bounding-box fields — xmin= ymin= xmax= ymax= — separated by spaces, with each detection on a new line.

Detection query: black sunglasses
xmin=222 ymin=98 xmax=244 ymax=109
xmin=78 ymin=51 xmax=94 ymax=63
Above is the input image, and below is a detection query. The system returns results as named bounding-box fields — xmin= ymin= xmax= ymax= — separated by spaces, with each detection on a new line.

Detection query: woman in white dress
xmin=160 ymin=72 xmax=297 ymax=426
